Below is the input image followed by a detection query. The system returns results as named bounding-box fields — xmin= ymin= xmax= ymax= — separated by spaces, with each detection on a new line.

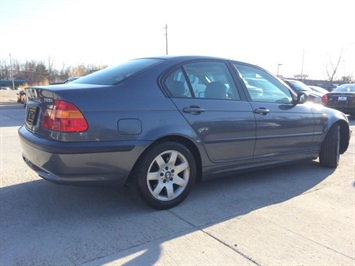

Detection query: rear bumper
xmin=18 ymin=126 xmax=149 ymax=185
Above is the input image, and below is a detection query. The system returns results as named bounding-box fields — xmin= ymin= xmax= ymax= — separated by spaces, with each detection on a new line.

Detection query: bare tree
xmin=341 ymin=75 xmax=353 ymax=83
xmin=1 ymin=57 xmax=108 ymax=85
xmin=0 ymin=59 xmax=10 ymax=79
xmin=17 ymin=60 xmax=49 ymax=85
xmin=67 ymin=64 xmax=107 ymax=78
xmin=68 ymin=65 xmax=87 ymax=77
xmin=326 ymin=49 xmax=343 ymax=82
xmin=47 ymin=57 xmax=54 ymax=83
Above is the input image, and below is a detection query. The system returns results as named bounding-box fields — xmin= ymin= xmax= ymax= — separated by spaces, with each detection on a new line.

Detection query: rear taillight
xmin=42 ymin=100 xmax=88 ymax=132
xmin=322 ymin=94 xmax=328 ymax=102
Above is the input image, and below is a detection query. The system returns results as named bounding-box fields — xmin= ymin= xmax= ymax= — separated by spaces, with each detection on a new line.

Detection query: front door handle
xmin=254 ymin=107 xmax=270 ymax=115
xmin=183 ymin=105 xmax=206 ymax=114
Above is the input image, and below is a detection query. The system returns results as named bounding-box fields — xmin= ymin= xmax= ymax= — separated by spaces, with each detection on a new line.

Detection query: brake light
xmin=322 ymin=94 xmax=328 ymax=102
xmin=42 ymin=100 xmax=88 ymax=132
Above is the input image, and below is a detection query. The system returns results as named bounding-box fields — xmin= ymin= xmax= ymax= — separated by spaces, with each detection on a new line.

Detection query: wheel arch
xmin=337 ymin=120 xmax=350 ymax=154
xmin=127 ymin=135 xmax=203 ymax=185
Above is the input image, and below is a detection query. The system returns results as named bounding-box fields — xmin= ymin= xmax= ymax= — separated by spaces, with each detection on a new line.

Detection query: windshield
xmin=73 ymin=58 xmax=164 ymax=85
xmin=285 ymin=80 xmax=311 ymax=93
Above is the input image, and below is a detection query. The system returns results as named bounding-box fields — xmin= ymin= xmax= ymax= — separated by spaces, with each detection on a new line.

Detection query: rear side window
xmin=165 ymin=61 xmax=240 ymax=100
xmin=165 ymin=69 xmax=192 ymax=98
xmin=73 ymin=58 xmax=163 ymax=85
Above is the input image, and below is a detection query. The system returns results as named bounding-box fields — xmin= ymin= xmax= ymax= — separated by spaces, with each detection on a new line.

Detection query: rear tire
xmin=319 ymin=124 xmax=340 ymax=168
xmin=135 ymin=141 xmax=196 ymax=209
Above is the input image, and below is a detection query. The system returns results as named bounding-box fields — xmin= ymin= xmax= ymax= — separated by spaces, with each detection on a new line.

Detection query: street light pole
xmin=164 ymin=24 xmax=168 ymax=55
xmin=9 ymin=53 xmax=15 ymax=90
xmin=277 ymin=63 xmax=283 ymax=77
xmin=300 ymin=49 xmax=305 ymax=79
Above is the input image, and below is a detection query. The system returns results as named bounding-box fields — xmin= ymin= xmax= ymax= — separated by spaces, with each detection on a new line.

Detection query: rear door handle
xmin=254 ymin=108 xmax=270 ymax=115
xmin=183 ymin=105 xmax=206 ymax=114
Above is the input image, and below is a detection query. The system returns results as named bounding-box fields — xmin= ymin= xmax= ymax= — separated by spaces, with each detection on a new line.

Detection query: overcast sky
xmin=1 ymin=0 xmax=354 ymax=79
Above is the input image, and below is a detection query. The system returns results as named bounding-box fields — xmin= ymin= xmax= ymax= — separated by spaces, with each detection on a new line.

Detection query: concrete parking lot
xmin=1 ymin=102 xmax=354 ymax=266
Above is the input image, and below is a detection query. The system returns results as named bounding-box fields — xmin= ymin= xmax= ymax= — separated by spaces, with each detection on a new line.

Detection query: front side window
xmin=234 ymin=64 xmax=293 ymax=104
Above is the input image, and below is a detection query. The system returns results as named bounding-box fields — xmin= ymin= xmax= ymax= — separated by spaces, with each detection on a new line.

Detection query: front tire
xmin=319 ymin=124 xmax=340 ymax=168
xmin=135 ymin=141 xmax=196 ymax=209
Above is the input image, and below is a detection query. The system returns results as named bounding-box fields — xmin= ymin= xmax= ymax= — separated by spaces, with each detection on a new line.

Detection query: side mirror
xmin=296 ymin=92 xmax=308 ymax=104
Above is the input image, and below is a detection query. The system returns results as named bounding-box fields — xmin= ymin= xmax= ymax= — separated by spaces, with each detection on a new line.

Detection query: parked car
xmin=322 ymin=83 xmax=355 ymax=116
xmin=0 ymin=86 xmax=12 ymax=90
xmin=16 ymin=90 xmax=27 ymax=105
xmin=63 ymin=76 xmax=81 ymax=84
xmin=308 ymin=85 xmax=329 ymax=96
xmin=283 ymin=79 xmax=323 ymax=103
xmin=19 ymin=56 xmax=351 ymax=209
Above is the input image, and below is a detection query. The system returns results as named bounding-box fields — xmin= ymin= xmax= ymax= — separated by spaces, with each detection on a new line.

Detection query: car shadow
xmin=0 ymin=160 xmax=335 ymax=265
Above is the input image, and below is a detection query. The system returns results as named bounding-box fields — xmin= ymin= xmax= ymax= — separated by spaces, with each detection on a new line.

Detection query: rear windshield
xmin=73 ymin=58 xmax=164 ymax=85
xmin=333 ymin=84 xmax=355 ymax=92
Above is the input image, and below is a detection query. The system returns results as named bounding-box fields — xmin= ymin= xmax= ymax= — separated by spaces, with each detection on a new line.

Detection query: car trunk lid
xmin=24 ymin=85 xmax=91 ymax=138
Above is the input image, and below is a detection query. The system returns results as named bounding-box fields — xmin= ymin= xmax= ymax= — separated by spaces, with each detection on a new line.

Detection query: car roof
xmin=143 ymin=55 xmax=228 ymax=60
xmin=139 ymin=55 xmax=249 ymax=65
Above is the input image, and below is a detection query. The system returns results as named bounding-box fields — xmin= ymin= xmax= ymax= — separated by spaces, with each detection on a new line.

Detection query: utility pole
xmin=9 ymin=53 xmax=15 ymax=90
xmin=164 ymin=24 xmax=168 ymax=55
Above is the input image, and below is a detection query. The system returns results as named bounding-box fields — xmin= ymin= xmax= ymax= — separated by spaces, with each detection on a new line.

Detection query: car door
xmin=164 ymin=60 xmax=256 ymax=164
xmin=233 ymin=63 xmax=318 ymax=161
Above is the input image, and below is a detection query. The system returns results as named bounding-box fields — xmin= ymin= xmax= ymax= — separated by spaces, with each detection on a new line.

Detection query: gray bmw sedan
xmin=19 ymin=56 xmax=351 ymax=209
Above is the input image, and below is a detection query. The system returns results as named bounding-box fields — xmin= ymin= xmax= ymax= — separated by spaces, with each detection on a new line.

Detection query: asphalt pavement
xmin=1 ymin=103 xmax=354 ymax=266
